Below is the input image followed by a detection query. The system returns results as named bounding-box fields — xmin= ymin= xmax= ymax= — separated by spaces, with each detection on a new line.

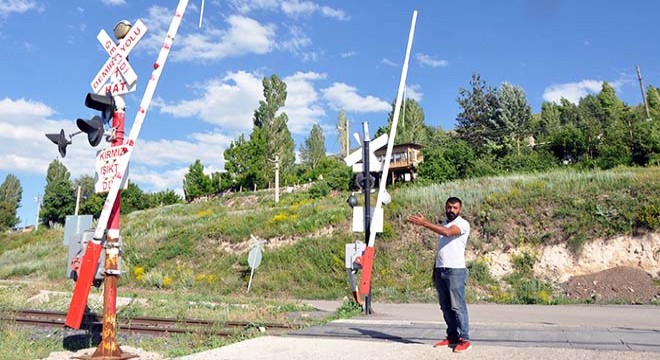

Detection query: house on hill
xmin=374 ymin=143 xmax=424 ymax=183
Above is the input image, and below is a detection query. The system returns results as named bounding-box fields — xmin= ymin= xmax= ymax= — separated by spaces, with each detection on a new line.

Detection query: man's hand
xmin=407 ymin=213 xmax=427 ymax=226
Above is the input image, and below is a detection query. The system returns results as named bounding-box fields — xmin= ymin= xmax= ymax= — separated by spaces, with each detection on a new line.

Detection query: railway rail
xmin=2 ymin=309 xmax=301 ymax=337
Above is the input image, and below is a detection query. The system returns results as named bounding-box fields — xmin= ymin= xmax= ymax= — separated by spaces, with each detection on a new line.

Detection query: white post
xmin=34 ymin=195 xmax=41 ymax=230
xmin=346 ymin=121 xmax=350 ymax=156
xmin=74 ymin=186 xmax=82 ymax=216
xmin=247 ymin=267 xmax=255 ymax=293
xmin=274 ymin=155 xmax=280 ymax=203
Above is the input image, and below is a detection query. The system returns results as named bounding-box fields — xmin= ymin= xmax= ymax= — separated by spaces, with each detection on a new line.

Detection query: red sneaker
xmin=453 ymin=339 xmax=472 ymax=353
xmin=433 ymin=338 xmax=459 ymax=347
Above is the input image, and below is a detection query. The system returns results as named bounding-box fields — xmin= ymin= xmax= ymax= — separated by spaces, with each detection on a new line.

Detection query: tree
xmin=418 ymin=131 xmax=476 ymax=182
xmin=72 ymin=174 xmax=96 ymax=215
xmin=224 ymin=133 xmax=265 ymax=190
xmin=183 ymin=160 xmax=213 ymax=201
xmin=40 ymin=159 xmax=75 ymax=226
xmin=300 ymin=124 xmax=326 ymax=170
xmin=597 ymin=82 xmax=624 ymax=126
xmin=538 ymin=102 xmax=561 ymax=140
xmin=120 ymin=182 xmax=150 ymax=214
xmin=253 ymin=75 xmax=295 ymax=185
xmin=0 ymin=174 xmax=22 ymax=229
xmin=455 ymin=73 xmax=499 ymax=154
xmin=576 ymin=95 xmax=605 ymax=160
xmin=496 ymin=82 xmax=533 ymax=155
xmin=646 ymin=86 xmax=660 ymax=120
xmin=149 ymin=190 xmax=183 ymax=206
xmin=337 ymin=109 xmax=350 ymax=158
xmin=380 ymin=98 xmax=428 ymax=145
xmin=549 ymin=123 xmax=587 ymax=163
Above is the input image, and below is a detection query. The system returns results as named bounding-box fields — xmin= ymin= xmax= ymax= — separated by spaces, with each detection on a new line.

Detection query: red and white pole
xmin=89 ymin=96 xmax=130 ymax=359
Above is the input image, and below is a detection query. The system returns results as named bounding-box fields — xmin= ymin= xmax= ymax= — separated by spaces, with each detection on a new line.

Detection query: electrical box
xmin=345 ymin=241 xmax=367 ymax=270
xmin=66 ymin=230 xmax=122 ymax=287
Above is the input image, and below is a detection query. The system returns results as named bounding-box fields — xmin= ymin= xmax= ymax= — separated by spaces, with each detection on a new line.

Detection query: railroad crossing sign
xmin=247 ymin=235 xmax=265 ymax=292
xmin=90 ymin=19 xmax=148 ymax=95
xmin=94 ymin=145 xmax=129 ymax=193
xmin=344 ymin=133 xmax=388 ymax=173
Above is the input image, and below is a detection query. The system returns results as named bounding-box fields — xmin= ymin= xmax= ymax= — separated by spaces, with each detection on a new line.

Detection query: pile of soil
xmin=563 ymin=266 xmax=660 ymax=304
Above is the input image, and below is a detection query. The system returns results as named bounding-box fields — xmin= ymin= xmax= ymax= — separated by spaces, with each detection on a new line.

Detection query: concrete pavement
xmin=178 ymin=302 xmax=660 ymax=360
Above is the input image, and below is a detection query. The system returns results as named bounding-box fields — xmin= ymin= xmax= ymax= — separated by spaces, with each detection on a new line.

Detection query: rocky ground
xmin=563 ymin=266 xmax=660 ymax=303
xmin=42 ymin=345 xmax=166 ymax=360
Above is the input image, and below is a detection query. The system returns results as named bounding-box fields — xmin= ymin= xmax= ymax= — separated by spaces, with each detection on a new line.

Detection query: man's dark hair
xmin=446 ymin=197 xmax=462 ymax=207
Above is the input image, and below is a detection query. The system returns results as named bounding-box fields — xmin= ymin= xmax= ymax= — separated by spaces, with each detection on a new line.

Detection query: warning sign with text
xmin=95 ymin=145 xmax=129 ymax=193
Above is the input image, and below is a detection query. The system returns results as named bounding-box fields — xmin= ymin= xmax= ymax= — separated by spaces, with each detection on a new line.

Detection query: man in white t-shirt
xmin=407 ymin=197 xmax=471 ymax=353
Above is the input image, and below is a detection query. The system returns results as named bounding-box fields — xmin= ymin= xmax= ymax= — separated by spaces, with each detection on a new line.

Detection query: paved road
xmin=179 ymin=302 xmax=660 ymax=360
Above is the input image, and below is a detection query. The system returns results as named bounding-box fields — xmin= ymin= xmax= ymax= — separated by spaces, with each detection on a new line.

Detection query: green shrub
xmin=467 ymin=260 xmax=496 ymax=286
xmin=511 ymin=250 xmax=537 ymax=277
xmin=635 ymin=204 xmax=659 ymax=230
xmin=309 ymin=181 xmax=330 ymax=198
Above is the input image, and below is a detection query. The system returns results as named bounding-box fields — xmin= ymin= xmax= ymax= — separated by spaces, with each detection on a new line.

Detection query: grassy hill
xmin=1 ymin=166 xmax=658 ymax=304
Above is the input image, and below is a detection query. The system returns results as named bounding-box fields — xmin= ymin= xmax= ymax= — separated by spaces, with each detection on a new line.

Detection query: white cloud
xmin=158 ymin=70 xmax=327 ymax=135
xmin=128 ymin=166 xmax=188 ymax=193
xmin=542 ymin=80 xmax=603 ymax=104
xmin=406 ymin=84 xmax=423 ymax=102
xmin=279 ymin=25 xmax=318 ymax=62
xmin=282 ymin=72 xmax=327 ymax=134
xmin=0 ymin=97 xmax=99 ymax=176
xmin=101 ymin=0 xmax=126 ymax=6
xmin=319 ymin=5 xmax=349 ymax=20
xmin=0 ymin=96 xmax=230 ymax=201
xmin=340 ymin=51 xmax=356 ymax=58
xmin=129 ymin=130 xmax=233 ymax=192
xmin=382 ymin=58 xmax=397 ymax=67
xmin=231 ymin=0 xmax=349 ymax=20
xmin=157 ymin=71 xmax=264 ymax=131
xmin=230 ymin=0 xmax=279 ymax=13
xmin=0 ymin=0 xmax=37 ymax=15
xmin=322 ymin=83 xmax=390 ymax=113
xmin=416 ymin=53 xmax=448 ymax=68
xmin=142 ymin=7 xmax=276 ymax=62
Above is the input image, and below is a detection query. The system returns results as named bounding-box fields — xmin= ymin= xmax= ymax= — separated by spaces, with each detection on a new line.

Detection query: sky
xmin=1 ymin=0 xmax=659 ymax=228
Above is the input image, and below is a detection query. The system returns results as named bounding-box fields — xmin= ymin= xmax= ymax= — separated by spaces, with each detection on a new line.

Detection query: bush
xmin=636 ymin=204 xmax=660 ymax=231
xmin=467 ymin=260 xmax=496 ymax=286
xmin=308 ymin=181 xmax=330 ymax=198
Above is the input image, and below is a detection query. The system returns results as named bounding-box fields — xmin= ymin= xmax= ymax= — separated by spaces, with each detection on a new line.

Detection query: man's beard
xmin=446 ymin=212 xmax=458 ymax=221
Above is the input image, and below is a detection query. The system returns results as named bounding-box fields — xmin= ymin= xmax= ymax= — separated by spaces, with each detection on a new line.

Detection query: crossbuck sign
xmin=94 ymin=145 xmax=129 ymax=193
xmin=90 ymin=20 xmax=148 ymax=96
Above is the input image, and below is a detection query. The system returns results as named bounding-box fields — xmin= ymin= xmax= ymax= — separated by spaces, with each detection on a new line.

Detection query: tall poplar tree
xmin=300 ymin=124 xmax=326 ymax=170
xmin=0 ymin=174 xmax=22 ymax=229
xmin=41 ymin=159 xmax=75 ymax=226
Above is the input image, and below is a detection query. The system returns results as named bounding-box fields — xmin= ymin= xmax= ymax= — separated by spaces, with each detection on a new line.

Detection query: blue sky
xmin=1 ymin=0 xmax=658 ymax=227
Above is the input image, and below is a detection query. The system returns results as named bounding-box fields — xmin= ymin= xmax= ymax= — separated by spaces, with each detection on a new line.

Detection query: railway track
xmin=2 ymin=309 xmax=301 ymax=337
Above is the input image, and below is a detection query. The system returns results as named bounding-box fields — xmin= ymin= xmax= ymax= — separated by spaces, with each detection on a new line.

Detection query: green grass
xmin=0 ymin=167 xmax=658 ymax=305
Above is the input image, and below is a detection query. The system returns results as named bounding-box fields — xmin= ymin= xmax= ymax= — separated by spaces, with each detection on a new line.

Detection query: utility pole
xmin=637 ymin=65 xmax=652 ymax=120
xmin=337 ymin=114 xmax=350 ymax=158
xmin=274 ymin=155 xmax=280 ymax=203
xmin=34 ymin=194 xmax=41 ymax=230
xmin=74 ymin=185 xmax=82 ymax=216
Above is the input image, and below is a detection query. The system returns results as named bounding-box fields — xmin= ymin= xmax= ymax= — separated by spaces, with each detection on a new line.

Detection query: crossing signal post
xmin=71 ymin=27 xmax=133 ymax=360
xmin=343 ymin=122 xmax=389 ymax=315
xmin=61 ymin=2 xmax=189 ymax=358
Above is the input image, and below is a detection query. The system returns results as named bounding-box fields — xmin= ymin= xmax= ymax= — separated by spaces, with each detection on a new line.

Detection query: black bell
xmin=76 ymin=115 xmax=104 ymax=146
xmin=45 ymin=129 xmax=71 ymax=157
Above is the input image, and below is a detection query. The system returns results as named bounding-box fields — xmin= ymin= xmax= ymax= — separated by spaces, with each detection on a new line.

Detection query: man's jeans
xmin=434 ymin=267 xmax=470 ymax=341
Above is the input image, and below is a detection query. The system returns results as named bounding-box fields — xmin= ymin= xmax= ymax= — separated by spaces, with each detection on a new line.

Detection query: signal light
xmin=76 ymin=116 xmax=105 ymax=147
xmin=45 ymin=129 xmax=72 ymax=158
xmin=84 ymin=93 xmax=115 ymax=123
